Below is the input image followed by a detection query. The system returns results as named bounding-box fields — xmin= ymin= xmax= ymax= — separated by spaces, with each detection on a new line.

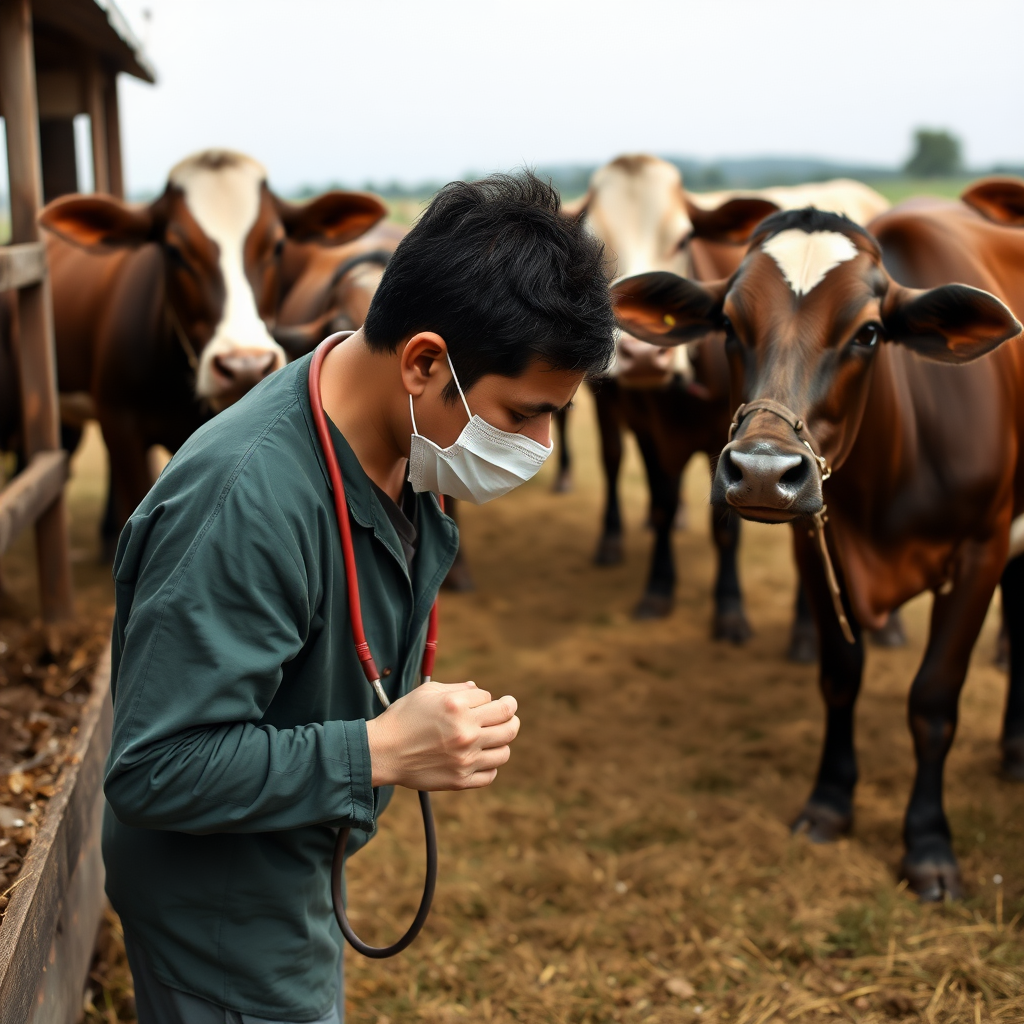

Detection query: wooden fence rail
xmin=0 ymin=0 xmax=74 ymax=621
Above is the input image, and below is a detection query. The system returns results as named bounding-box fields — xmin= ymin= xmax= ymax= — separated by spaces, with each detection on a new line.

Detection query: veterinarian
xmin=101 ymin=172 xmax=616 ymax=1024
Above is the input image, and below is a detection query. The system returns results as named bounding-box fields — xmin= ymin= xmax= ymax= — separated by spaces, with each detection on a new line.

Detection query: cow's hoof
xmin=792 ymin=802 xmax=851 ymax=844
xmin=551 ymin=470 xmax=573 ymax=494
xmin=994 ymin=625 xmax=1009 ymax=671
xmin=1001 ymin=736 xmax=1024 ymax=781
xmin=713 ymin=608 xmax=752 ymax=645
xmin=441 ymin=559 xmax=475 ymax=593
xmin=594 ymin=535 xmax=624 ymax=566
xmin=633 ymin=592 xmax=673 ymax=620
xmin=787 ymin=624 xmax=818 ymax=664
xmin=870 ymin=610 xmax=906 ymax=648
xmin=902 ymin=856 xmax=963 ymax=902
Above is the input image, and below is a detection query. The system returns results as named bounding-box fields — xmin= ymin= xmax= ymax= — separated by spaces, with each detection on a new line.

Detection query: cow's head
xmin=567 ymin=154 xmax=775 ymax=388
xmin=39 ymin=150 xmax=386 ymax=410
xmin=611 ymin=207 xmax=1022 ymax=523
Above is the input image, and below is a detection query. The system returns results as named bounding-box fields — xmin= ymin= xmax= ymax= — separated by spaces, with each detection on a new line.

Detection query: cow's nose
xmin=212 ymin=350 xmax=278 ymax=386
xmin=713 ymin=445 xmax=820 ymax=521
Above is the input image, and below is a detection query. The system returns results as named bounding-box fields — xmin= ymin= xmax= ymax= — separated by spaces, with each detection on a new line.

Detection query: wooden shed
xmin=0 ymin=0 xmax=153 ymax=623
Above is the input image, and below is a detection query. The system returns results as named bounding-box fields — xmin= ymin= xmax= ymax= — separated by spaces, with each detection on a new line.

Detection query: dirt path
xmin=7 ymin=402 xmax=1021 ymax=1022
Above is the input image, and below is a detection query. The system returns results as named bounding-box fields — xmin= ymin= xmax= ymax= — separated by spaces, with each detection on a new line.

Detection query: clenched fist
xmin=365 ymin=681 xmax=520 ymax=791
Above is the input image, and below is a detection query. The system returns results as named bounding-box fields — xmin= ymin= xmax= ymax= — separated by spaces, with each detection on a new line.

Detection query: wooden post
xmin=84 ymin=55 xmax=110 ymax=194
xmin=0 ymin=0 xmax=74 ymax=621
xmin=103 ymin=70 xmax=124 ymax=199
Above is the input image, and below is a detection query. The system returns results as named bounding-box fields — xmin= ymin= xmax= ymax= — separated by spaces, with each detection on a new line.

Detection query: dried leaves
xmin=0 ymin=616 xmax=110 ymax=923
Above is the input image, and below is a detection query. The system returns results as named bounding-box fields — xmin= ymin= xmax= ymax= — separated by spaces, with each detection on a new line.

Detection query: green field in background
xmin=868 ymin=176 xmax=974 ymax=204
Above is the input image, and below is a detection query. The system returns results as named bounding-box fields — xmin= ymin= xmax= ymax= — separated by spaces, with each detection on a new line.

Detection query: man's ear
xmin=39 ymin=194 xmax=156 ymax=250
xmin=960 ymin=177 xmax=1024 ymax=227
xmin=275 ymin=190 xmax=387 ymax=245
xmin=611 ymin=271 xmax=727 ymax=344
xmin=684 ymin=194 xmax=779 ymax=244
xmin=883 ymin=282 xmax=1022 ymax=363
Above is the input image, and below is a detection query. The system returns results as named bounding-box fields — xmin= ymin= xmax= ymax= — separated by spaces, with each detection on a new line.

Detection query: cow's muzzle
xmin=711 ymin=399 xmax=828 ymax=523
xmin=712 ymin=442 xmax=821 ymax=522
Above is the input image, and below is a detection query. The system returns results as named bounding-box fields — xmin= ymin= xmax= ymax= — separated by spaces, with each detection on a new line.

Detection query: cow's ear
xmin=685 ymin=195 xmax=779 ymax=244
xmin=560 ymin=189 xmax=592 ymax=220
xmin=38 ymin=194 xmax=155 ymax=250
xmin=883 ymin=282 xmax=1022 ymax=363
xmin=276 ymin=191 xmax=386 ymax=245
xmin=961 ymin=177 xmax=1024 ymax=226
xmin=611 ymin=271 xmax=727 ymax=345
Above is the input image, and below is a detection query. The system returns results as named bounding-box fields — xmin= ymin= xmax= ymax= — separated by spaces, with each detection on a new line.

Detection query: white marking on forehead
xmin=167 ymin=151 xmax=284 ymax=400
xmin=761 ymin=229 xmax=858 ymax=296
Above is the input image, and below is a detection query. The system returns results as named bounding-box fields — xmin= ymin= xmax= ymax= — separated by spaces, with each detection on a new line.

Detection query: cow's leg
xmin=901 ymin=542 xmax=1003 ymax=901
xmin=98 ymin=411 xmax=154 ymax=553
xmin=441 ymin=497 xmax=475 ymax=592
xmin=552 ymin=406 xmax=572 ymax=494
xmin=999 ymin=555 xmax=1024 ymax=780
xmin=592 ymin=382 xmax=625 ymax=566
xmin=791 ymin=529 xmax=864 ymax=843
xmin=710 ymin=506 xmax=752 ymax=643
xmin=788 ymin=580 xmax=819 ymax=664
xmin=632 ymin=431 xmax=680 ymax=620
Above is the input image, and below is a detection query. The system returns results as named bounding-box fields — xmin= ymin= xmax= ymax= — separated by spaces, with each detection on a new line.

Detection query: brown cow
xmin=611 ymin=187 xmax=1024 ymax=900
xmin=36 ymin=149 xmax=386 ymax=550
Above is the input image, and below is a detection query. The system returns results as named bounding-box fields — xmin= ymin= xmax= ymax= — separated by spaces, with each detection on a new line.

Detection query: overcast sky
xmin=106 ymin=0 xmax=1024 ymax=195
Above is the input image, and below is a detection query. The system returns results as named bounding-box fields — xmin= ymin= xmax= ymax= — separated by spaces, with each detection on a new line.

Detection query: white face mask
xmin=408 ymin=352 xmax=553 ymax=504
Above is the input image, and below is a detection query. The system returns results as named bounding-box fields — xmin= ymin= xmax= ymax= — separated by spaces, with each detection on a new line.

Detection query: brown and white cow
xmin=37 ymin=149 xmax=386 ymax=550
xmin=611 ymin=183 xmax=1024 ymax=900
xmin=564 ymin=154 xmax=888 ymax=643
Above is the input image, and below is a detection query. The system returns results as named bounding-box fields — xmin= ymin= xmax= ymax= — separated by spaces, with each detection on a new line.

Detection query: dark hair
xmin=363 ymin=171 xmax=615 ymax=399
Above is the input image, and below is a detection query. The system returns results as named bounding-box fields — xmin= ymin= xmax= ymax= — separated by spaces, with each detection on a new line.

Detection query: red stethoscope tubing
xmin=309 ymin=332 xmax=439 ymax=958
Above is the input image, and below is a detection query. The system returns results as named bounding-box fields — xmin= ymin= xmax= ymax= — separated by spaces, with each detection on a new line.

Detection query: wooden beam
xmin=0 ymin=647 xmax=113 ymax=1024
xmin=0 ymin=450 xmax=68 ymax=556
xmin=0 ymin=0 xmax=44 ymax=243
xmin=84 ymin=55 xmax=109 ymax=194
xmin=0 ymin=242 xmax=46 ymax=290
xmin=103 ymin=69 xmax=124 ymax=199
xmin=0 ymin=0 xmax=74 ymax=620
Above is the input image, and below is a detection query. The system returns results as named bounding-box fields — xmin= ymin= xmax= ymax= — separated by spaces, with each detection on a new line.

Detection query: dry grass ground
xmin=5 ymin=392 xmax=1021 ymax=1023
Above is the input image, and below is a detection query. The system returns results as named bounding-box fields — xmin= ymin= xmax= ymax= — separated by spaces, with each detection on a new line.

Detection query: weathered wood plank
xmin=0 ymin=243 xmax=46 ymax=291
xmin=27 ymin=787 xmax=106 ymax=1024
xmin=0 ymin=451 xmax=67 ymax=556
xmin=0 ymin=646 xmax=113 ymax=1024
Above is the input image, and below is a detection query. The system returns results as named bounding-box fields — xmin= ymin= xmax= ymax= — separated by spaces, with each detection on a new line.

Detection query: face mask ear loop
xmin=445 ymin=350 xmax=473 ymax=423
xmin=409 ymin=393 xmax=420 ymax=436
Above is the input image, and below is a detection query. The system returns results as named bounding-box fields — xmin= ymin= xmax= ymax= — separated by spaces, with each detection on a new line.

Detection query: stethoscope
xmin=309 ymin=332 xmax=439 ymax=958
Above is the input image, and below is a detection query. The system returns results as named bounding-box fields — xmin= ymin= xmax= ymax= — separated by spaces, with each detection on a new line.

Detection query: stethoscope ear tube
xmin=310 ymin=334 xmax=442 ymax=959
xmin=331 ymin=792 xmax=437 ymax=958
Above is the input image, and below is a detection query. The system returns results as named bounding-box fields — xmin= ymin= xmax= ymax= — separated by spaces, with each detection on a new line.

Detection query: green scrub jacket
xmin=102 ymin=355 xmax=459 ymax=1021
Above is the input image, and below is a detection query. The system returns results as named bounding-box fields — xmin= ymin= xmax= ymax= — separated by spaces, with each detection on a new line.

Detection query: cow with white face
xmin=38 ymin=149 xmax=386 ymax=549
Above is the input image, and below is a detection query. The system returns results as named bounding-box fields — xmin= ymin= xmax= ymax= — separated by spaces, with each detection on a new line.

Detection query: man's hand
xmin=365 ymin=682 xmax=520 ymax=790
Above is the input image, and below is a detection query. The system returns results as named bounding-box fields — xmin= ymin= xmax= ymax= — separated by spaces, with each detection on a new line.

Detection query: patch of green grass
xmin=867 ymin=176 xmax=975 ymax=205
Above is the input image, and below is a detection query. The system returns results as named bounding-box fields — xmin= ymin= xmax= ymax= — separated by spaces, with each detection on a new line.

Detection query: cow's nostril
xmin=213 ymin=355 xmax=236 ymax=381
xmin=722 ymin=450 xmax=744 ymax=484
xmin=780 ymin=461 xmax=808 ymax=486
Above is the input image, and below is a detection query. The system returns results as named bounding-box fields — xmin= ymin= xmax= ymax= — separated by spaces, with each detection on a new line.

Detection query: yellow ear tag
xmin=663 ymin=314 xmax=676 ymax=327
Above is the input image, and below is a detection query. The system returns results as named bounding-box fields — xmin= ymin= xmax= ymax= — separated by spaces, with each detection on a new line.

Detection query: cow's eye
xmin=853 ymin=322 xmax=882 ymax=348
xmin=273 ymin=237 xmax=285 ymax=258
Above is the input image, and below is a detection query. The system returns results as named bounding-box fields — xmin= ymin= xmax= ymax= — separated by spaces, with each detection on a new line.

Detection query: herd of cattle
xmin=3 ymin=149 xmax=1024 ymax=903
